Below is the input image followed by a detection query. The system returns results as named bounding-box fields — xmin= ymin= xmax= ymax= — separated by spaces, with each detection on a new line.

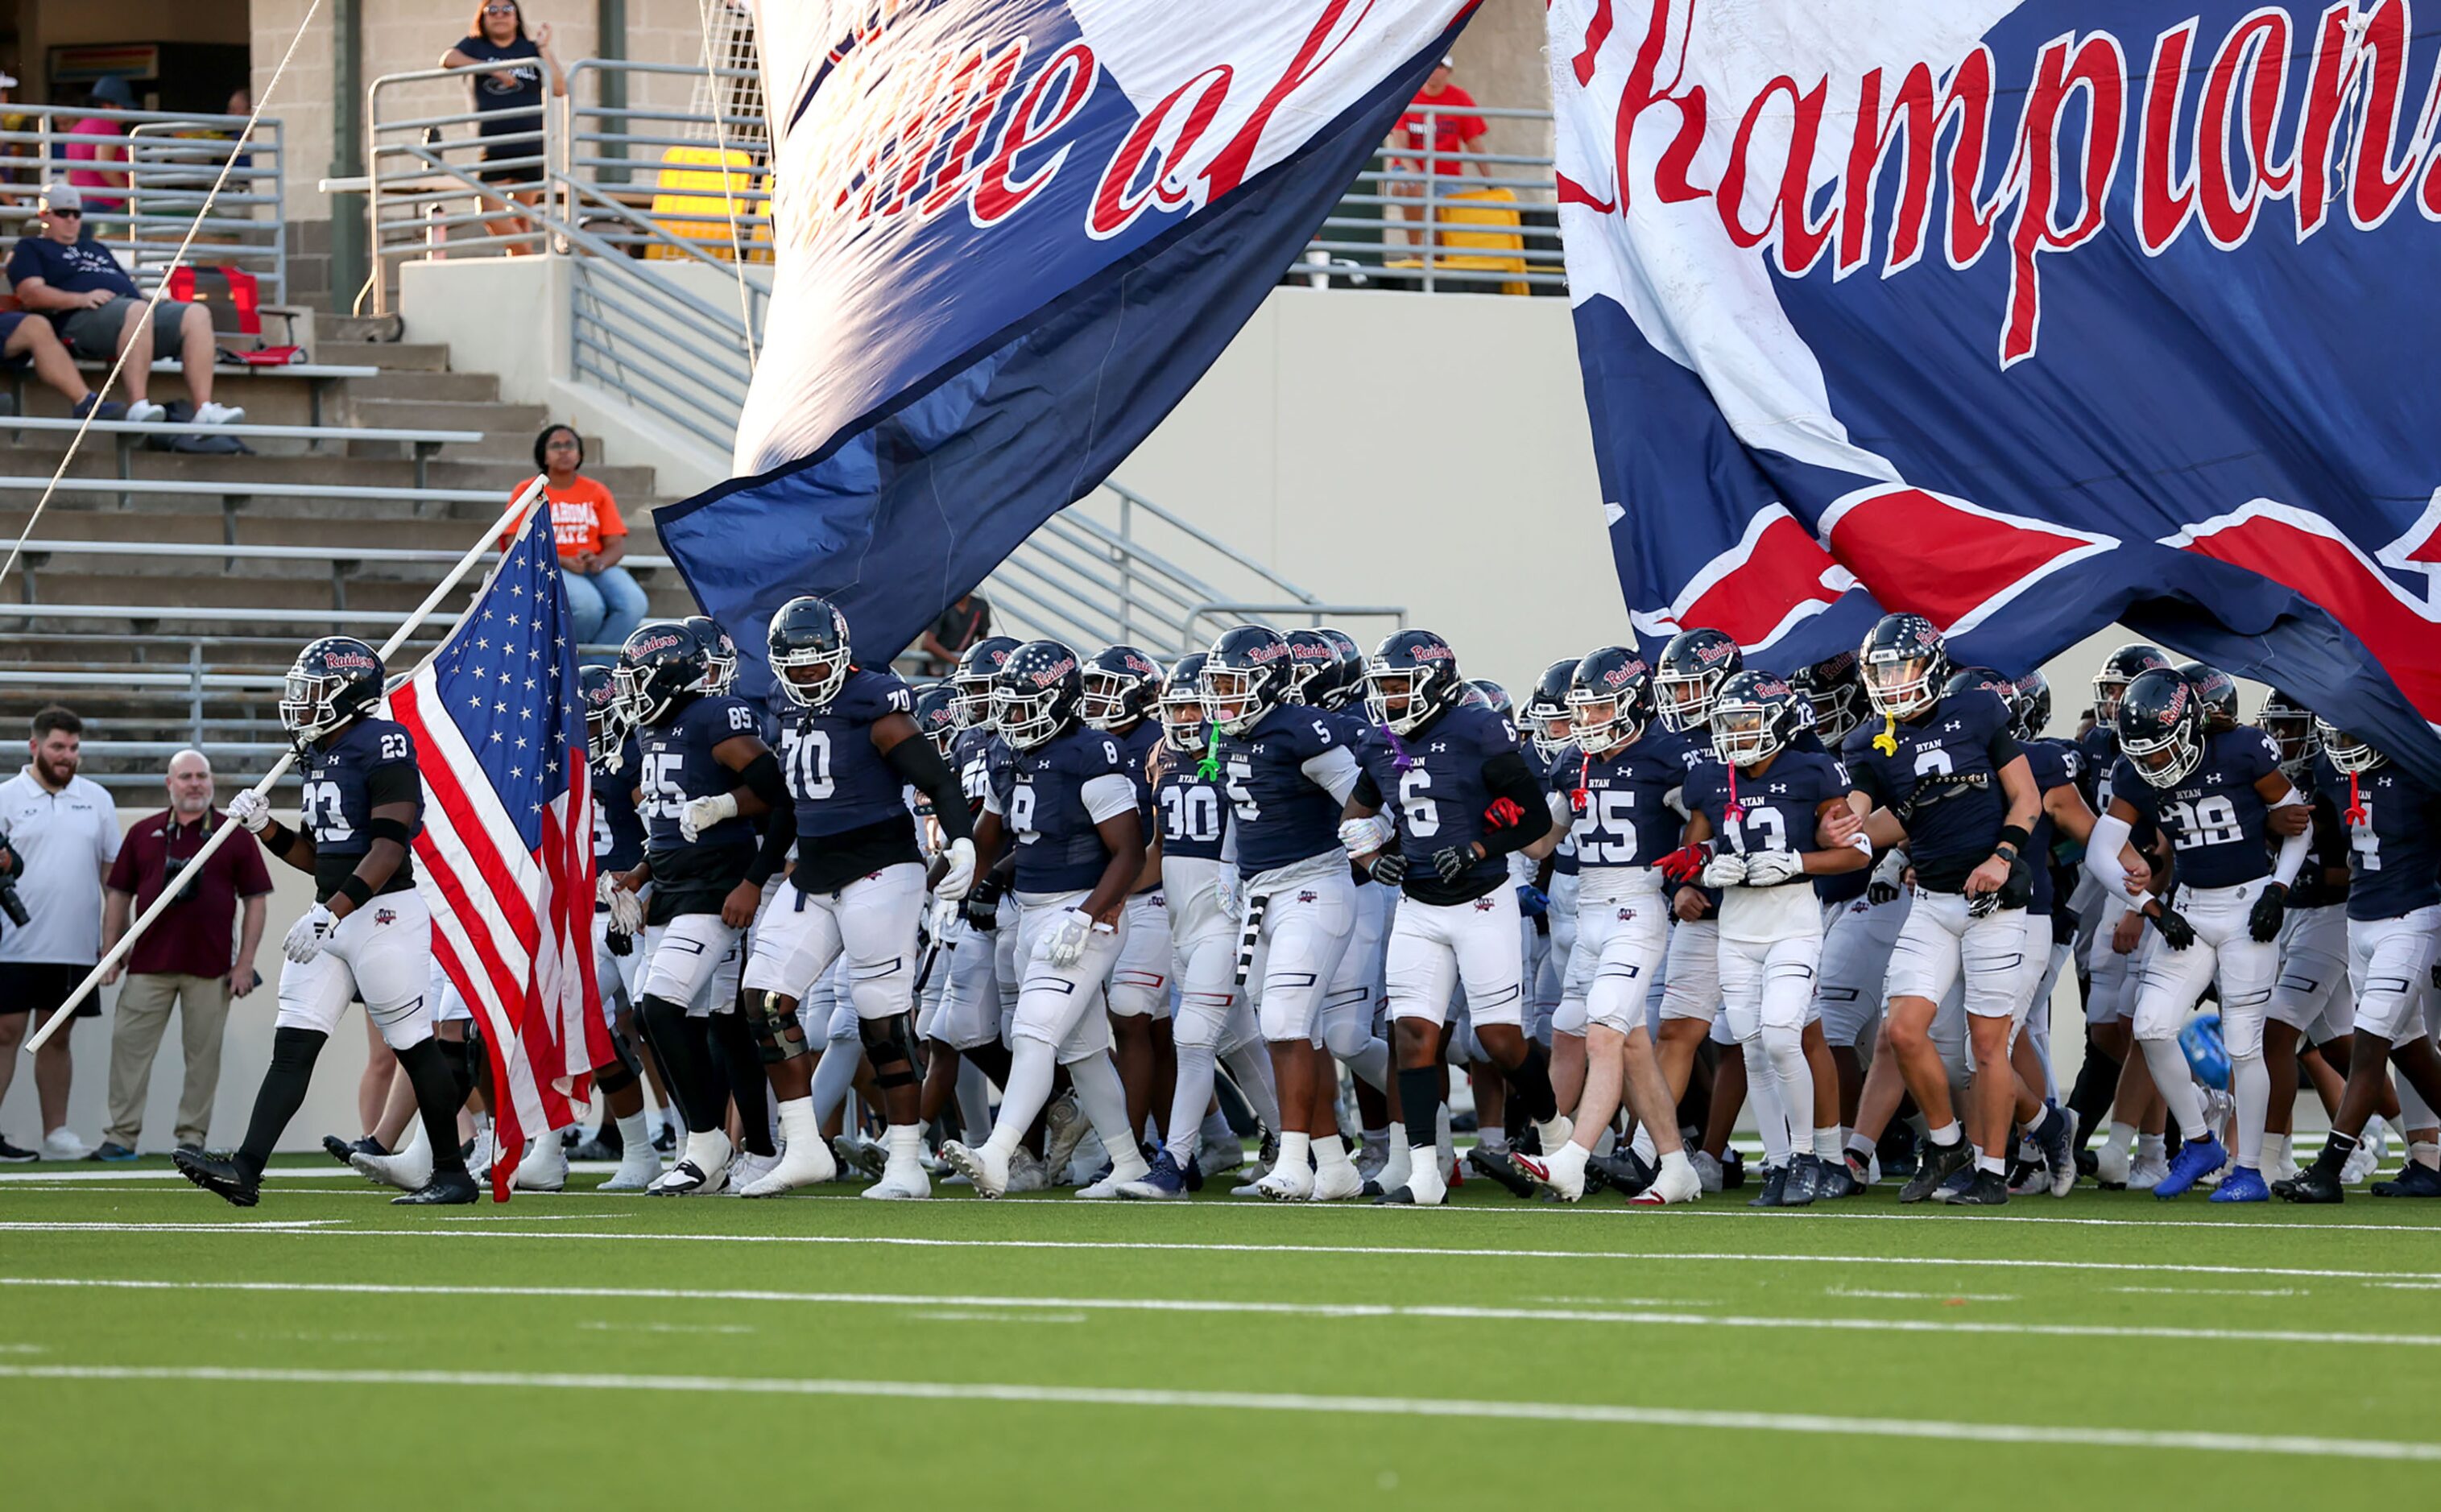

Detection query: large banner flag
xmin=660 ymin=0 xmax=1473 ymax=685
xmin=1552 ymin=0 xmax=2441 ymax=775
xmin=390 ymin=511 xmax=611 ymax=1199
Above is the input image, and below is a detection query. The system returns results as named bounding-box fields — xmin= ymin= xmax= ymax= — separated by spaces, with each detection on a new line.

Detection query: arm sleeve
xmin=738 ymin=750 xmax=790 ymax=811
xmin=1545 ymin=793 xmax=1573 ymax=832
xmin=1476 ymin=752 xmax=1553 ymax=860
xmin=1351 ymin=769 xmax=1384 ymax=812
xmin=1298 ymin=746 xmax=1360 ymax=806
xmin=748 ymin=807 xmax=794 ymax=889
xmin=1985 ymin=725 xmax=2024 ymax=772
xmin=1081 ymin=773 xmax=1139 ymax=824
xmin=883 ymin=733 xmax=974 ymax=845
xmin=2083 ymin=811 xmax=2138 ymax=897
xmin=1848 ymin=757 xmax=1889 ymax=808
xmin=2269 ymin=789 xmax=2310 ymax=888
xmin=365 ymin=761 xmax=420 ymax=809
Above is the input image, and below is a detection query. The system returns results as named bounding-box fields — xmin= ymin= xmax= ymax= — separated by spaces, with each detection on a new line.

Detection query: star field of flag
xmin=428 ymin=516 xmax=581 ymax=850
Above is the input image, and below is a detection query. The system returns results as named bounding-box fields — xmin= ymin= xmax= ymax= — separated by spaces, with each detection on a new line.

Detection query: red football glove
xmin=1484 ymin=796 xmax=1525 ymax=830
xmin=1657 ymin=842 xmax=1712 ymax=886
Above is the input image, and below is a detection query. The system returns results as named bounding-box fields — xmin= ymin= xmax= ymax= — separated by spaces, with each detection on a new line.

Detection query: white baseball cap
xmin=37 ymin=180 xmax=81 ymax=214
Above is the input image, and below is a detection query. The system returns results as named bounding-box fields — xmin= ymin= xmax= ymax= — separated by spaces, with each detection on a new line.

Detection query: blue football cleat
xmin=1115 ymin=1150 xmax=1189 ymax=1200
xmin=2153 ymin=1134 xmax=2228 ymax=1199
xmin=2208 ymin=1165 xmax=2270 ymax=1203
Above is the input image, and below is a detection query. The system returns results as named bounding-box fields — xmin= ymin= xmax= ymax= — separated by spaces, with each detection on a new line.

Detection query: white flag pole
xmin=22 ymin=477 xmax=553 ymax=1056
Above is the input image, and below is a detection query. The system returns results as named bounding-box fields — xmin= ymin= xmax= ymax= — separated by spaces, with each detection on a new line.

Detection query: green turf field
xmin=5 ymin=1157 xmax=2439 ymax=1510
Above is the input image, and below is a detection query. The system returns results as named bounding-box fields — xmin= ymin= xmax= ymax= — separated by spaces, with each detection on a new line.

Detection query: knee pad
xmin=267 ymin=1025 xmax=328 ymax=1076
xmin=1320 ymin=997 xmax=1376 ymax=1060
xmin=747 ymin=989 xmax=810 ymax=1065
xmin=594 ymin=1030 xmax=640 ymax=1095
xmin=860 ymin=1011 xmax=921 ymax=1090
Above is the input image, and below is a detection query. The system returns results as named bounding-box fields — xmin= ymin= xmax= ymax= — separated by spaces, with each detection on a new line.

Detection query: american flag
xmin=388 ymin=503 xmax=610 ymax=1200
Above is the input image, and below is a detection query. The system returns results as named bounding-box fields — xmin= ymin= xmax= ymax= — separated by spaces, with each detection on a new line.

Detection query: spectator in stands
xmin=916 ymin=591 xmax=993 ymax=677
xmin=64 ymin=76 xmax=134 ymax=236
xmin=524 ymin=423 xmax=647 ymax=649
xmin=1385 ymin=57 xmax=1491 ymax=248
xmin=6 ymin=183 xmax=245 ymax=426
xmin=1 ymin=304 xmax=126 ymax=420
xmin=93 ymin=750 xmax=269 ymax=1162
xmin=444 ymin=2 xmax=567 ymax=256
xmin=0 ymin=706 xmax=124 ymax=1162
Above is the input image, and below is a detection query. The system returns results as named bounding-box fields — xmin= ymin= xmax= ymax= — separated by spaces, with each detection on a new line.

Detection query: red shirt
xmin=105 ymin=810 xmax=273 ymax=979
xmin=1395 ymin=85 xmax=1487 ymax=175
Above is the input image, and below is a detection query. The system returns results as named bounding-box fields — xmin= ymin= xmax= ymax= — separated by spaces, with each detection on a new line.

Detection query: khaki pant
xmin=104 ymin=973 xmax=231 ymax=1150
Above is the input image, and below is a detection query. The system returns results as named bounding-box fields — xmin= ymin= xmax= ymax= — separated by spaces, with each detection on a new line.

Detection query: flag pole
xmin=23 ymin=477 xmax=552 ymax=1057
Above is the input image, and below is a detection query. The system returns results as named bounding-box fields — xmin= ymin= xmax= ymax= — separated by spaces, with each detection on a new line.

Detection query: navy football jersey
xmin=1355 ymin=702 xmax=1520 ymax=900
xmin=1843 ymin=689 xmax=2021 ymax=894
xmin=1681 ymin=749 xmax=1846 ymax=870
xmin=2078 ymin=724 xmax=2120 ymax=813
xmin=1549 ymin=739 xmax=1682 ymax=871
xmin=2019 ymin=737 xmax=2079 ymax=916
xmin=590 ymin=737 xmax=646 ymax=876
xmin=636 ymin=692 xmax=763 ymax=851
xmin=1153 ymin=758 xmax=1230 ymax=862
xmin=2315 ymin=754 xmax=2441 ymax=920
xmin=782 ymin=667 xmax=915 ymax=840
xmin=1537 ymin=742 xmax=1583 ymax=878
xmin=2110 ymin=725 xmax=2281 ymax=891
xmin=952 ymin=727 xmax=1000 ymax=812
xmin=1218 ymin=704 xmax=1352 ymax=874
xmin=300 ymin=717 xmax=423 ymax=901
xmin=993 ymin=725 xmax=1133 ymax=892
xmin=1115 ymin=719 xmax=1161 ymax=828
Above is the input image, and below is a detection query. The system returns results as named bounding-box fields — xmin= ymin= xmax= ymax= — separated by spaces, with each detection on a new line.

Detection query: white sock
xmin=1380 ymin=1126 xmax=1413 ymax=1190
xmin=1744 ymin=1047 xmax=1791 ymax=1167
xmin=1535 ymin=1116 xmax=1571 ymax=1154
xmin=775 ymin=1096 xmax=817 ymax=1157
xmin=2262 ymin=1131 xmax=2291 ymax=1169
xmin=1478 ymin=1126 xmax=1508 ymax=1155
xmin=1926 ymin=1119 xmax=1962 ymax=1148
xmin=2413 ymin=1140 xmax=2441 ymax=1171
xmin=1760 ymin=1028 xmax=1813 ymax=1153
xmin=1632 ymin=1123 xmax=1661 ymax=1163
xmin=1278 ymin=1130 xmax=1312 ymax=1172
xmin=2107 ymin=1119 xmax=2137 ymax=1151
xmin=2137 ymin=1131 xmax=2166 ymax=1160
xmin=2137 ymin=1036 xmax=2209 ymax=1142
xmin=885 ymin=1122 xmax=925 ymax=1167
xmin=613 ymin=1110 xmax=652 ymax=1155
xmin=1069 ymin=1053 xmax=1148 ymax=1179
xmin=1314 ymin=1134 xmax=1353 ymax=1173
xmin=2230 ymin=1052 xmax=2269 ymax=1167
xmin=1814 ymin=1126 xmax=1844 ymax=1160
xmin=1659 ymin=1147 xmax=1695 ymax=1180
xmin=681 ymin=1127 xmax=730 ymax=1171
xmin=809 ymin=1035 xmax=863 ymax=1127
xmin=987 ymin=1039 xmax=1058 ymax=1159
xmin=954 ymin=1059 xmax=994 ymax=1146
xmin=1165 ymin=1041 xmax=1219 ymax=1165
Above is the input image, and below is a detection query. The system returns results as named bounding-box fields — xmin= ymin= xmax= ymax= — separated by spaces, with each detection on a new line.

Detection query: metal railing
xmin=1305 ymin=102 xmax=1561 ymax=295
xmin=4 ymin=536 xmax=673 ymax=612
xmin=0 ymin=103 xmax=286 ymax=305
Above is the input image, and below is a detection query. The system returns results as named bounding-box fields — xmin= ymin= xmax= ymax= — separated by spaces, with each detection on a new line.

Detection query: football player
xmin=1512 ymin=647 xmax=1701 ymax=1204
xmin=731 ymin=596 xmax=975 ymax=1198
xmin=2282 ymin=717 xmax=2441 ymax=1202
xmin=1082 ymin=643 xmax=1175 ymax=1147
xmin=938 ymin=641 xmax=1149 ymax=1199
xmin=2089 ymin=667 xmax=2310 ymax=1200
xmin=1840 ymin=613 xmax=2042 ymax=1205
xmin=2075 ymin=642 xmax=2173 ymax=1179
xmin=1795 ymin=651 xmax=1889 ymax=1139
xmin=1201 ymin=625 xmax=1368 ymax=1200
xmin=603 ymin=621 xmax=788 ymax=1196
xmin=179 ymin=638 xmax=477 ymax=1207
xmin=1520 ymin=659 xmax=1583 ymax=1108
xmin=1340 ymin=630 xmax=1558 ymax=1206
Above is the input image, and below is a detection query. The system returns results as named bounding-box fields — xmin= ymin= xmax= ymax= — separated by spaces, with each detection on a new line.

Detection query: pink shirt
xmin=65 ymin=115 xmax=126 ymax=212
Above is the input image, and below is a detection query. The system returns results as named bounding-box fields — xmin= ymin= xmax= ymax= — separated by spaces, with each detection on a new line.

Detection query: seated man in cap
xmin=5 ymin=182 xmax=242 ymax=426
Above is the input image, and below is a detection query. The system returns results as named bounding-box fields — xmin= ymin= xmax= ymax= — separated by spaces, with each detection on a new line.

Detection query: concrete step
xmin=341 ymin=370 xmax=501 ymax=402
xmin=344 ymin=396 xmax=554 ymax=439
xmin=0 ymin=508 xmax=668 ymax=560
xmin=0 ymin=444 xmax=651 ymax=501
xmin=317 ymin=341 xmax=453 ymax=371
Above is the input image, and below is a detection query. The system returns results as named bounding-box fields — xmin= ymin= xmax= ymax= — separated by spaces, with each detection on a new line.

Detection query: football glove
xmin=1214 ymin=865 xmax=1245 ymax=922
xmin=679 ymin=791 xmax=739 ymax=844
xmin=226 ymin=788 xmax=271 ymax=833
xmin=2247 ymin=881 xmax=2287 ymax=944
xmin=934 ymin=837 xmax=978 ymax=903
xmin=1516 ymin=883 xmax=1549 ymax=918
xmin=1338 ymin=814 xmax=1396 ymax=857
xmin=1429 ymin=844 xmax=1478 ymax=883
xmin=1369 ymin=851 xmax=1410 ymax=886
xmin=1657 ymin=843 xmax=1712 ymax=886
xmin=1484 ymin=796 xmax=1525 ymax=829
xmin=1041 ymin=907 xmax=1111 ymax=969
xmin=606 ymin=881 xmax=644 ymax=936
xmin=1700 ymin=851 xmax=1749 ymax=888
xmin=2149 ymin=904 xmax=2196 ymax=951
xmin=926 ymin=895 xmax=966 ymax=950
xmin=1867 ymin=847 xmax=1909 ymax=907
xmin=1741 ymin=850 xmax=1805 ymax=887
xmin=283 ymin=902 xmax=336 ymax=965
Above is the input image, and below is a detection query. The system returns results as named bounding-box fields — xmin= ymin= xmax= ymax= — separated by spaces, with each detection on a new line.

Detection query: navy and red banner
xmin=660 ymin=0 xmax=1474 ymax=687
xmin=1553 ymin=0 xmax=2441 ymax=775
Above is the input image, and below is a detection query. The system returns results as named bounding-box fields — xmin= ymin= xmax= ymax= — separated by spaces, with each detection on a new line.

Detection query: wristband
xmin=337 ymin=874 xmax=375 ymax=911
xmin=257 ymin=817 xmax=292 ymax=853
xmin=1996 ymin=824 xmax=2032 ymax=853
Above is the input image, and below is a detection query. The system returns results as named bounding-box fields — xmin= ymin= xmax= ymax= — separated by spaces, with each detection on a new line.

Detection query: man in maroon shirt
xmin=94 ymin=751 xmax=271 ymax=1159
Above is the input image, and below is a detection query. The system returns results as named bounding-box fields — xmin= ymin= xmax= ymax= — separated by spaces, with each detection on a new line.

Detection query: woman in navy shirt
xmin=442 ymin=2 xmax=566 ymax=254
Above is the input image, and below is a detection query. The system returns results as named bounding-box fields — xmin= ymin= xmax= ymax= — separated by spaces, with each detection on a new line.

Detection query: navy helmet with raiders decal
xmin=1315 ymin=628 xmax=1364 ymax=709
xmin=912 ymin=682 xmax=959 ymax=756
xmin=1284 ymin=628 xmax=1359 ymax=711
xmin=1567 ymin=646 xmax=1650 ymax=754
xmin=2258 ymin=689 xmax=2320 ymax=779
xmin=279 ymin=636 xmax=387 ymax=745
xmin=1524 ymin=659 xmax=1578 ymax=760
xmin=2174 ymin=659 xmax=2240 ymax=730
xmin=1465 ymin=679 xmax=1512 ymax=717
xmin=1364 ymin=628 xmax=1465 ymax=736
xmin=992 ymin=638 xmax=1083 ymax=750
xmin=1204 ymin=624 xmax=1293 ymax=735
xmin=1858 ymin=613 xmax=1948 ymax=721
xmin=614 ymin=620 xmax=709 ymax=729
xmin=1943 ymin=664 xmax=2013 ymax=703
xmin=1709 ymin=669 xmax=1803 ymax=768
xmin=1081 ymin=643 xmax=1162 ymax=730
xmin=2009 ymin=669 xmax=2053 ymax=741
xmin=2092 ymin=642 xmax=2170 ymax=723
xmin=1789 ymin=650 xmax=1864 ymax=746
xmin=1653 ymin=627 xmax=1742 ymax=733
xmin=950 ymin=635 xmax=1020 ymax=730
xmin=2118 ymin=667 xmax=2207 ymax=787
xmin=578 ymin=663 xmax=624 ymax=766
xmin=1160 ymin=652 xmax=1211 ymax=753
xmin=684 ymin=614 xmax=739 ymax=694
xmin=767 ymin=594 xmax=854 ymax=709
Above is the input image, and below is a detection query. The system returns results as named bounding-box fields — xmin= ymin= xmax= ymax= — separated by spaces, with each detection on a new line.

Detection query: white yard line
xmin=0 ymin=1362 xmax=2433 ymax=1461
xmin=0 ymin=1221 xmax=343 ymax=1233
xmin=2 ymin=1276 xmax=2429 ymax=1349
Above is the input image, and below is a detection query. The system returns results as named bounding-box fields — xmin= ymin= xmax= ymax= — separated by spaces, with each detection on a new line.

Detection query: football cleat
xmin=1200 ymin=1136 xmax=1246 ymax=1179
xmin=1466 ymin=1146 xmax=1539 ymax=1200
xmin=391 ymin=1167 xmax=482 ymax=1206
xmin=1749 ymin=1164 xmax=1789 ymax=1208
xmin=938 ymin=1141 xmax=1009 ymax=1198
xmin=2153 ymin=1134 xmax=2228 ymax=1199
xmin=1309 ymin=1157 xmax=1366 ymax=1203
xmin=833 ymin=1130 xmax=888 ymax=1183
xmin=2127 ymin=1151 xmax=2171 ymax=1191
xmin=1632 ymin=1157 xmax=1703 ymax=1205
xmin=600 ymin=1141 xmax=664 ymax=1192
xmin=1373 ymin=1165 xmax=1448 ymax=1206
xmin=1942 ymin=1171 xmax=2012 ymax=1206
xmin=2278 ymin=1161 xmax=2345 ymax=1204
xmin=739 ymin=1134 xmax=838 ymax=1196
xmin=1585 ymin=1149 xmax=1656 ymax=1198
xmin=2344 ymin=1117 xmax=2387 ymax=1185
xmin=512 ymin=1134 xmax=569 ymax=1193
xmin=1004 ymin=1146 xmax=1050 ymax=1193
xmin=2371 ymin=1163 xmax=2441 ymax=1198
xmin=1898 ymin=1139 xmax=1972 ymax=1204
xmin=1718 ymin=1146 xmax=1746 ymax=1189
xmin=862 ymin=1142 xmax=932 ymax=1200
xmin=322 ymin=1134 xmax=379 ymax=1167
xmin=1042 ymin=1093 xmax=1090 ymax=1184
xmin=1812 ymin=1159 xmax=1860 ymax=1201
xmin=2209 ymin=1166 xmax=2271 ymax=1203
xmin=1690 ymin=1150 xmax=1724 ymax=1194
xmin=350 ymin=1142 xmax=433 ymax=1193
xmin=1782 ymin=1154 xmax=1824 ymax=1206
xmin=2043 ymin=1108 xmax=2081 ymax=1197
xmin=173 ymin=1149 xmax=260 ymax=1208
xmin=1843 ymin=1149 xmax=1880 ymax=1189
xmin=723 ymin=1149 xmax=779 ymax=1196
xmin=1075 ymin=1162 xmax=1143 ymax=1200
xmin=1117 ymin=1150 xmax=1191 ymax=1200
xmin=1514 ymin=1144 xmax=1587 ymax=1202
xmin=1254 ymin=1159 xmax=1314 ymax=1201
xmin=2096 ymin=1138 xmax=2133 ymax=1189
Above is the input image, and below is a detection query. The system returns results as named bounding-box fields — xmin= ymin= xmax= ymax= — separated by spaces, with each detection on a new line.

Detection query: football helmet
xmin=1081 ymin=643 xmax=1162 ymax=730
xmin=1364 ymin=629 xmax=1465 ymax=737
xmin=950 ymin=635 xmax=1020 ymax=730
xmin=1858 ymin=613 xmax=1947 ymax=721
xmin=2092 ymin=642 xmax=2170 ymax=723
xmin=1566 ymin=647 xmax=1650 ymax=754
xmin=1465 ymin=679 xmax=1512 ymax=717
xmin=2258 ymin=689 xmax=2320 ymax=780
xmin=1160 ymin=652 xmax=1211 ymax=754
xmin=1790 ymin=651 xmax=1864 ymax=746
xmin=2010 ymin=669 xmax=2054 ymax=742
xmin=1204 ymin=625 xmax=1293 ymax=735
xmin=2175 ymin=659 xmax=2240 ymax=729
xmin=279 ymin=636 xmax=386 ymax=745
xmin=1709 ymin=669 xmax=1803 ymax=768
xmin=767 ymin=594 xmax=853 ymax=709
xmin=992 ymin=639 xmax=1083 ymax=750
xmin=614 ymin=621 xmax=709 ymax=729
xmin=1315 ymin=628 xmax=1364 ymax=709
xmin=1284 ymin=628 xmax=1357 ymax=711
xmin=1653 ymin=627 xmax=1742 ymax=733
xmin=2117 ymin=667 xmax=2206 ymax=787
xmin=2313 ymin=717 xmax=2385 ymax=775
xmin=1523 ymin=659 xmax=1578 ymax=761
xmin=578 ymin=663 xmax=624 ymax=766
xmin=1943 ymin=664 xmax=2014 ymax=704
xmin=685 ymin=614 xmax=739 ymax=695
xmin=912 ymin=682 xmax=959 ymax=757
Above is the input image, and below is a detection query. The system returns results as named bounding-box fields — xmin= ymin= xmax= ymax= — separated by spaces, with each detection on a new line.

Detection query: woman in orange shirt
xmin=520 ymin=423 xmax=648 ymax=648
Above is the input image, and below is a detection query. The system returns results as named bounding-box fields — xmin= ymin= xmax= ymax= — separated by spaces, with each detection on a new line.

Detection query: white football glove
xmin=1337 ymin=814 xmax=1396 ymax=857
xmin=926 ymin=894 xmax=966 ymax=950
xmin=1214 ymin=865 xmax=1245 ymax=923
xmin=226 ymin=788 xmax=271 ymax=833
xmin=1700 ymin=851 xmax=1749 ymax=888
xmin=1743 ymin=849 xmax=1806 ymax=886
xmin=283 ymin=902 xmax=336 ymax=964
xmin=679 ymin=791 xmax=739 ymax=844
xmin=934 ymin=837 xmax=978 ymax=902
xmin=1868 ymin=845 xmax=1911 ymax=905
xmin=594 ymin=871 xmax=619 ymax=907
xmin=606 ymin=880 xmax=644 ymax=936
xmin=1040 ymin=907 xmax=1109 ymax=969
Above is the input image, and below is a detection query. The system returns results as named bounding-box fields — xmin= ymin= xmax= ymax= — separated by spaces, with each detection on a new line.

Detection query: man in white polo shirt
xmin=0 ymin=705 xmax=123 ymax=1160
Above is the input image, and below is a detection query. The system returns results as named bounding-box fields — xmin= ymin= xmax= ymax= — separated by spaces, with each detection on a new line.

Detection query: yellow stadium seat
xmin=1432 ymin=187 xmax=1529 ymax=295
xmin=647 ymin=146 xmax=770 ymax=262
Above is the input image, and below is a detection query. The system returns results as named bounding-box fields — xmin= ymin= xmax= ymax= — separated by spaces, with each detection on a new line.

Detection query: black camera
xmin=0 ymin=836 xmax=27 ymax=932
xmin=160 ymin=850 xmax=202 ymax=907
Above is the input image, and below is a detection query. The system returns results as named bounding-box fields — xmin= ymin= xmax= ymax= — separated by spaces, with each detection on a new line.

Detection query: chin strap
xmin=2345 ymin=770 xmax=2368 ymax=827
xmin=1723 ymin=763 xmax=1745 ymax=824
xmin=1382 ymin=723 xmax=1418 ymax=773
xmin=1571 ymin=750 xmax=1591 ymax=815
xmin=1872 ymin=712 xmax=1900 ymax=756
xmin=1196 ymin=722 xmax=1221 ymax=782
